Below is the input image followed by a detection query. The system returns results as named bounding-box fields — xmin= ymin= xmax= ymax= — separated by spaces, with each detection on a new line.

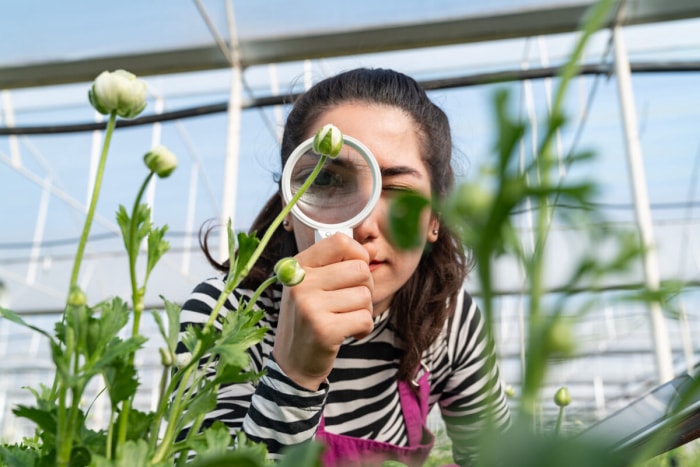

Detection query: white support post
xmin=1 ymin=90 xmax=21 ymax=167
xmin=218 ymin=0 xmax=243 ymax=261
xmin=613 ymin=25 xmax=674 ymax=384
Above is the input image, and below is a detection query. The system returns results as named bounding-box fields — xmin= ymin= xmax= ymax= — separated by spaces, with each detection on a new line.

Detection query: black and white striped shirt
xmin=177 ymin=278 xmax=511 ymax=465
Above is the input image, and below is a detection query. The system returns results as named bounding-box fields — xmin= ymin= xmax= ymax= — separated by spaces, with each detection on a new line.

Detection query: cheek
xmin=292 ymin=221 xmax=315 ymax=252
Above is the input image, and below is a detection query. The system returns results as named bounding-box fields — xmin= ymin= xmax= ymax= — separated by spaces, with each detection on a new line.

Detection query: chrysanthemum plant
xmin=0 ymin=70 xmax=335 ymax=466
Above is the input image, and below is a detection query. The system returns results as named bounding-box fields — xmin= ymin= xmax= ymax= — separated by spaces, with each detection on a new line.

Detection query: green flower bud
xmin=504 ymin=384 xmax=516 ymax=398
xmin=88 ymin=69 xmax=147 ymax=119
xmin=554 ymin=386 xmax=571 ymax=407
xmin=159 ymin=348 xmax=174 ymax=367
xmin=67 ymin=286 xmax=87 ymax=307
xmin=274 ymin=257 xmax=306 ymax=286
xmin=143 ymin=145 xmax=178 ymax=178
xmin=312 ymin=123 xmax=343 ymax=158
xmin=546 ymin=316 xmax=576 ymax=357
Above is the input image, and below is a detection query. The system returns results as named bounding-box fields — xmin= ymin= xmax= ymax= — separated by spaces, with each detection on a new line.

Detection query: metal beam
xmin=2 ymin=0 xmax=700 ymax=90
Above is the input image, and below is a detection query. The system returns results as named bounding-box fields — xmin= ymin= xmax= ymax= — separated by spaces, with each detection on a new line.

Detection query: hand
xmin=272 ymin=234 xmax=374 ymax=390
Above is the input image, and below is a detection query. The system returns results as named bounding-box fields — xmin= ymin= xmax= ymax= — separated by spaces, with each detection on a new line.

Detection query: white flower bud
xmin=88 ymin=69 xmax=147 ymax=119
xmin=312 ymin=123 xmax=343 ymax=158
xmin=143 ymin=145 xmax=178 ymax=178
xmin=274 ymin=257 xmax=306 ymax=286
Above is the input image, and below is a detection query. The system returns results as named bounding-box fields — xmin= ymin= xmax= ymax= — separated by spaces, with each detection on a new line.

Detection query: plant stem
xmin=117 ymin=170 xmax=155 ymax=450
xmin=68 ymin=111 xmax=117 ymax=299
xmin=128 ymin=171 xmax=154 ymax=336
xmin=555 ymin=406 xmax=564 ymax=436
xmin=56 ymin=326 xmax=75 ymax=466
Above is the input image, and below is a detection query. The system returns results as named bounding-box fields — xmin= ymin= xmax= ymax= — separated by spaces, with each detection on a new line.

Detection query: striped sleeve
xmin=437 ymin=291 xmax=512 ymax=466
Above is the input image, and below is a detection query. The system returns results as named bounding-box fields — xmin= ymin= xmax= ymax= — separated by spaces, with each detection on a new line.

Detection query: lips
xmin=369 ymin=260 xmax=384 ymax=272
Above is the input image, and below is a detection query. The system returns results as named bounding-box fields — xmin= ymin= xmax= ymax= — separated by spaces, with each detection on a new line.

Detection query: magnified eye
xmin=312 ymin=168 xmax=343 ymax=188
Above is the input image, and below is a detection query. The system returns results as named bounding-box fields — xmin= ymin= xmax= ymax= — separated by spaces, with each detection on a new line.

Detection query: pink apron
xmin=315 ymin=371 xmax=457 ymax=467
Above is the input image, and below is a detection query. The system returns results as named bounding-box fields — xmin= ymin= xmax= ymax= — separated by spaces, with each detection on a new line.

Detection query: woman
xmin=178 ymin=68 xmax=511 ymax=466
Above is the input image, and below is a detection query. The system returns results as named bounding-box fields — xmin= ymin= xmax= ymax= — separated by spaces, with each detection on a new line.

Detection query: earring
xmin=283 ymin=220 xmax=289 ymax=227
xmin=432 ymin=229 xmax=439 ymax=236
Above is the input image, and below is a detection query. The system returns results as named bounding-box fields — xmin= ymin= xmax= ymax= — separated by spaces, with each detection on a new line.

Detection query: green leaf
xmin=277 ymin=441 xmax=324 ymax=467
xmin=102 ymin=358 xmax=139 ymax=407
xmin=115 ymin=407 xmax=154 ymax=442
xmin=116 ymin=204 xmax=132 ymax=251
xmin=187 ymin=452 xmax=264 ymax=467
xmin=180 ymin=388 xmax=217 ymax=429
xmin=0 ymin=444 xmax=40 ymax=467
xmin=146 ymin=225 xmax=170 ymax=279
xmin=12 ymin=405 xmax=57 ymax=435
xmin=134 ymin=203 xmax=153 ymax=246
xmin=232 ymin=231 xmax=260 ymax=281
xmin=180 ymin=325 xmax=218 ymax=358
xmin=153 ymin=297 xmax=182 ymax=352
xmin=96 ymin=298 xmax=130 ymax=344
xmin=0 ymin=307 xmax=55 ymax=342
xmin=203 ymin=423 xmax=233 ymax=456
xmin=388 ymin=191 xmax=430 ymax=250
xmin=115 ymin=440 xmax=150 ymax=467
xmin=493 ymin=89 xmax=526 ymax=174
xmin=91 ymin=335 xmax=147 ymax=375
xmin=210 ymin=343 xmax=249 ymax=370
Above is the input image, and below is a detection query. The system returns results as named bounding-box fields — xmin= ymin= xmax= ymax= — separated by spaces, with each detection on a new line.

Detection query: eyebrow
xmin=380 ymin=166 xmax=423 ymax=179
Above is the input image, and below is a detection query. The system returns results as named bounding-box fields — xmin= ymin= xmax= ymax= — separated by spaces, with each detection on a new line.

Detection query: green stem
xmin=116 ymin=171 xmax=155 ymax=450
xmin=152 ymin=364 xmax=195 ymax=463
xmin=555 ymin=406 xmax=564 ymax=436
xmin=68 ymin=111 xmax=117 ymax=298
xmin=106 ymin=409 xmax=115 ymax=460
xmin=246 ymin=276 xmax=278 ymax=310
xmin=129 ymin=171 xmax=154 ymax=336
xmin=148 ymin=365 xmax=171 ymax=453
xmin=56 ymin=326 xmax=76 ymax=466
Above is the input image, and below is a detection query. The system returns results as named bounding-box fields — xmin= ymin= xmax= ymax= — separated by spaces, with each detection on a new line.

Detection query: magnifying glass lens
xmin=289 ymin=149 xmax=374 ymax=225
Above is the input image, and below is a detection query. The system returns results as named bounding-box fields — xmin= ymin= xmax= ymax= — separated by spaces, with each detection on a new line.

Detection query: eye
xmin=312 ymin=168 xmax=343 ymax=187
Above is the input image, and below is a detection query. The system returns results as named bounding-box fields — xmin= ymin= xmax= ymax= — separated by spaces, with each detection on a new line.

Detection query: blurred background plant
xmin=390 ymin=0 xmax=700 ymax=465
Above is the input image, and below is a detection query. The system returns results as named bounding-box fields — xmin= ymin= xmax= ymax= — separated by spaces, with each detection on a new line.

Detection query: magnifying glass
xmin=281 ymin=135 xmax=382 ymax=242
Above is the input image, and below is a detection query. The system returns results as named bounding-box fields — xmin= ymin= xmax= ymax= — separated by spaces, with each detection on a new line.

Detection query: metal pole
xmin=613 ymin=25 xmax=674 ymax=384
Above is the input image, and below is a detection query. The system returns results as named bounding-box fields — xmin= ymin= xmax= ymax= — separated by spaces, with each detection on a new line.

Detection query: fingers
xmin=296 ymin=233 xmax=370 ymax=268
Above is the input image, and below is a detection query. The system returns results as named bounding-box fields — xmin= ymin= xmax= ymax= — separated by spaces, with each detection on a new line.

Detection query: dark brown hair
xmin=202 ymin=68 xmax=470 ymax=382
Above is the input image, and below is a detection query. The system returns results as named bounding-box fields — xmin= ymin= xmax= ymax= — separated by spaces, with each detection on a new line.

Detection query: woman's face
xmin=287 ymin=102 xmax=439 ymax=316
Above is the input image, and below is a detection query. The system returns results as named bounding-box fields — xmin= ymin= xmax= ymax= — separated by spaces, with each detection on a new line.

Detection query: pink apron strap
xmin=399 ymin=367 xmax=431 ymax=446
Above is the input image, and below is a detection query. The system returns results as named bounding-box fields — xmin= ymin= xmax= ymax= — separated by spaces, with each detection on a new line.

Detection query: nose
xmin=353 ymin=201 xmax=383 ymax=245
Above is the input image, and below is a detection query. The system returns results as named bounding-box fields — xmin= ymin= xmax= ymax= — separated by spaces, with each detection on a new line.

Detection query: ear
xmin=282 ymin=215 xmax=294 ymax=232
xmin=427 ymin=215 xmax=440 ymax=243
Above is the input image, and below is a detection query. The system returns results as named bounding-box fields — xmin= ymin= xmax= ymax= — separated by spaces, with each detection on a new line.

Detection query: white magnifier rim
xmin=280 ymin=134 xmax=382 ymax=238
